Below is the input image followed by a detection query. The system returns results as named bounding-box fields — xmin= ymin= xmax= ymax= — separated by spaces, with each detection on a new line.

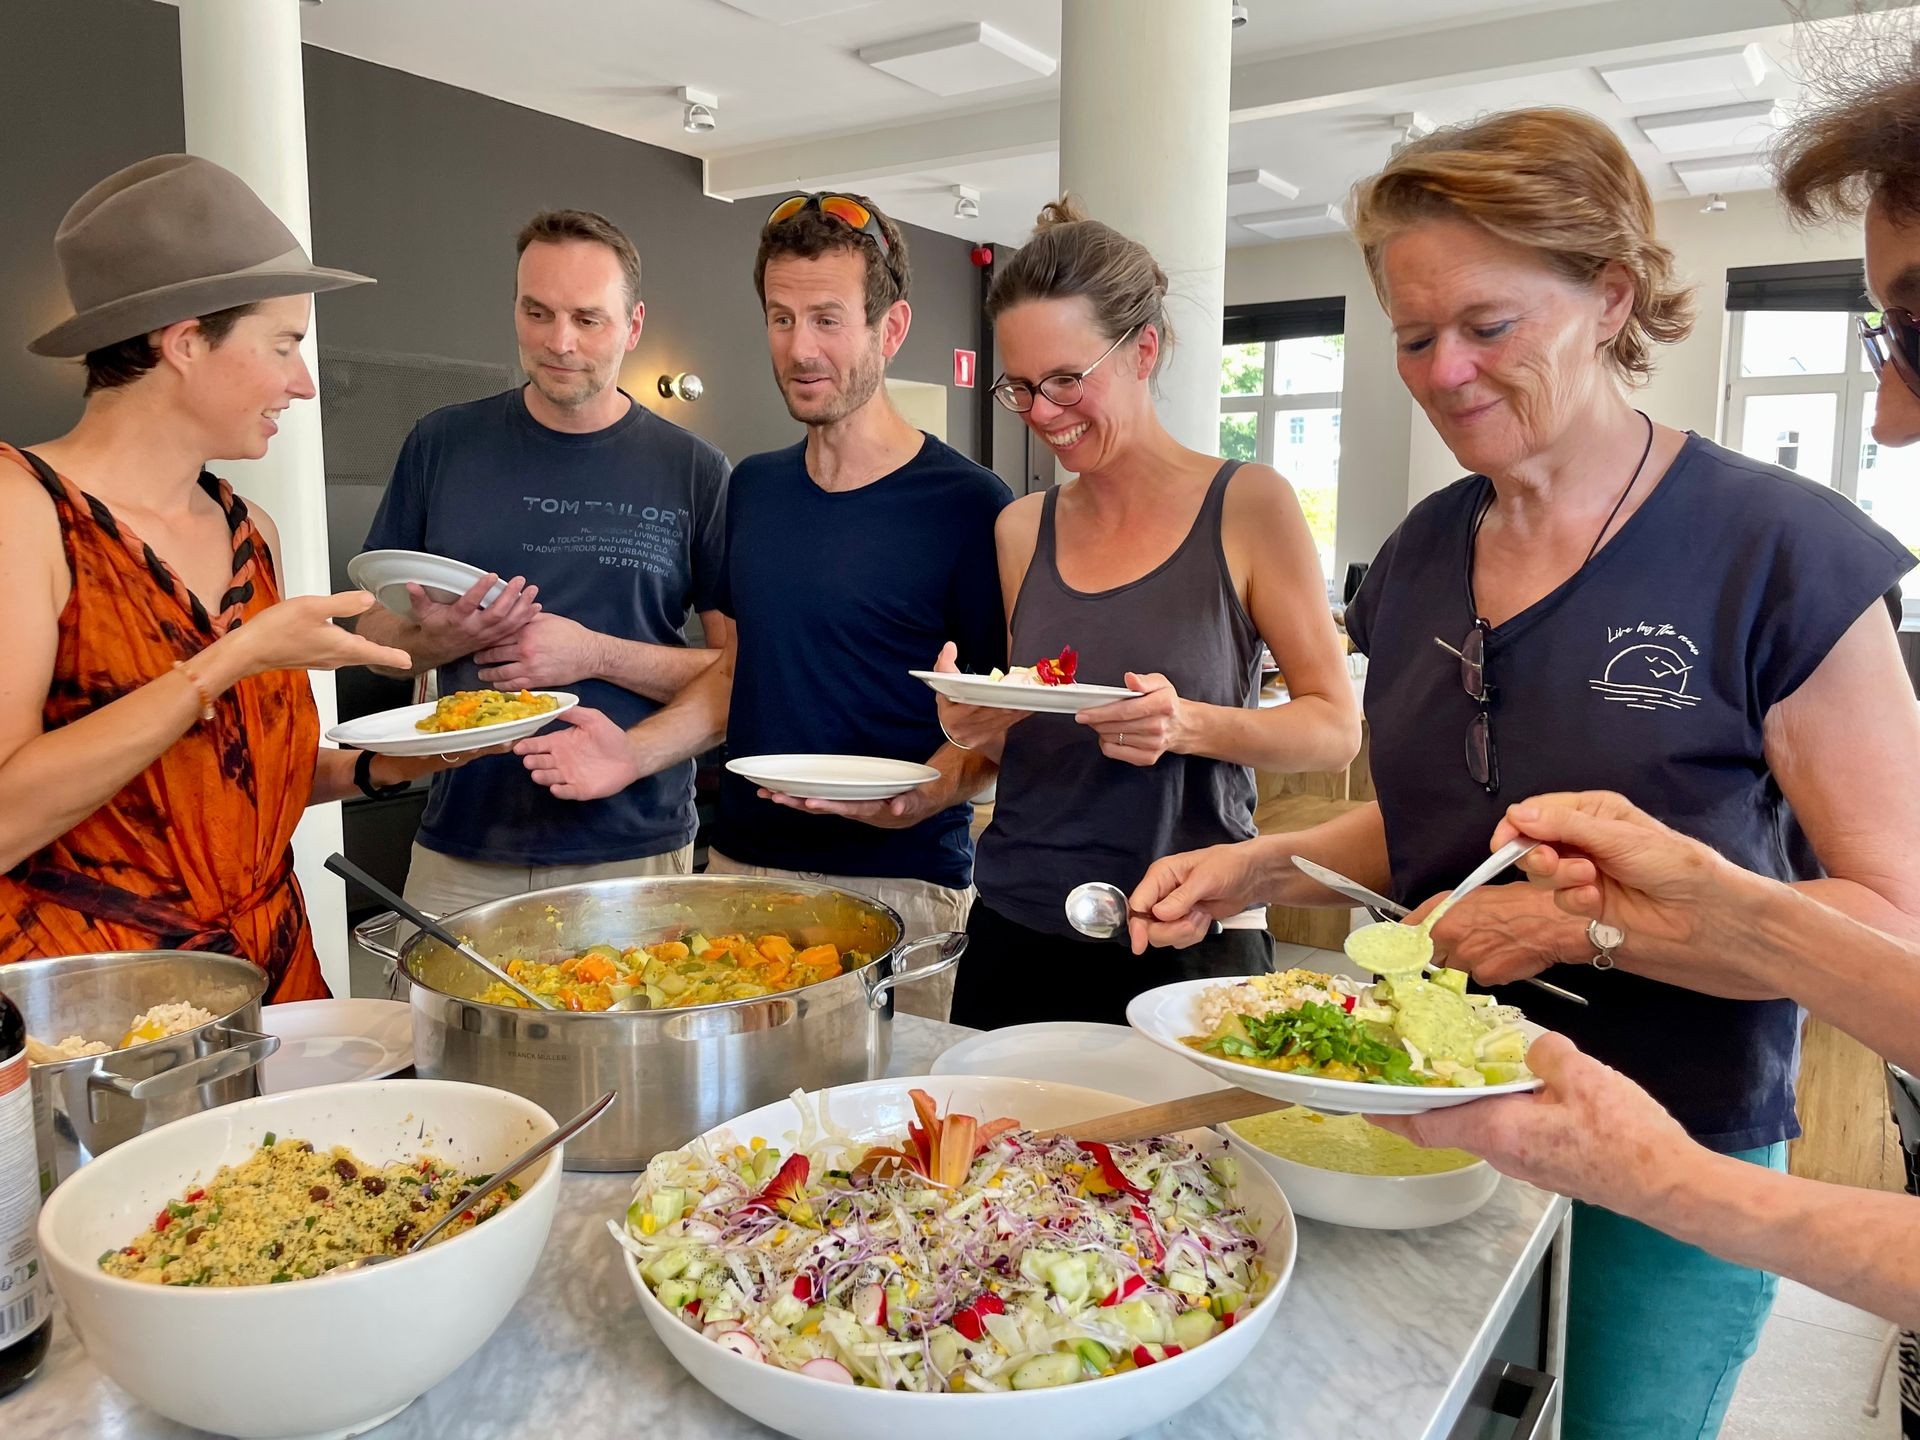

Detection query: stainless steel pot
xmin=0 ymin=951 xmax=280 ymax=1191
xmin=357 ymin=875 xmax=965 ymax=1171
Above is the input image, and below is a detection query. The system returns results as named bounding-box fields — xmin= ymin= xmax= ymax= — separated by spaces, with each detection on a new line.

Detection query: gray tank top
xmin=975 ymin=460 xmax=1263 ymax=933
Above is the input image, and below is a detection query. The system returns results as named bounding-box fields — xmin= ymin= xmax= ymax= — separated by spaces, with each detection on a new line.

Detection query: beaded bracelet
xmin=172 ymin=660 xmax=215 ymax=722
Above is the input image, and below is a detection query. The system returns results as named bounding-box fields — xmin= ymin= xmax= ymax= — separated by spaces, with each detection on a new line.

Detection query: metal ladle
xmin=1065 ymin=881 xmax=1222 ymax=943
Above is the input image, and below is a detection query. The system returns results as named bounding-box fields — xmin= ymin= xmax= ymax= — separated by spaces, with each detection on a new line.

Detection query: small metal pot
xmin=357 ymin=875 xmax=965 ymax=1171
xmin=0 ymin=951 xmax=280 ymax=1192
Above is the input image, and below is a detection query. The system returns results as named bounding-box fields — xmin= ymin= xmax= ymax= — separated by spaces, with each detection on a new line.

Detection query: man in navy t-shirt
xmin=518 ymin=192 xmax=1009 ymax=1019
xmin=357 ymin=210 xmax=729 ymax=917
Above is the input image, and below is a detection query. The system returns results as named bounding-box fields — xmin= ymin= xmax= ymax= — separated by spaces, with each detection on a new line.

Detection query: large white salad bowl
xmin=621 ymin=1074 xmax=1297 ymax=1440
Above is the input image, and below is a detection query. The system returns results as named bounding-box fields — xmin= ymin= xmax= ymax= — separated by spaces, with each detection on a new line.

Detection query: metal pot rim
xmin=7 ymin=949 xmax=269 ymax=1071
xmin=396 ymin=873 xmax=908 ymax=1018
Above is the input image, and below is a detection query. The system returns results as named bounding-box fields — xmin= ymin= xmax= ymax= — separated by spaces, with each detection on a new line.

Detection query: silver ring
xmin=1588 ymin=919 xmax=1625 ymax=970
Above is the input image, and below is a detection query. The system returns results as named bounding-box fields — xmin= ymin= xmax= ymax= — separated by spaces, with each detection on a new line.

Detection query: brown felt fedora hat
xmin=29 ymin=153 xmax=373 ymax=358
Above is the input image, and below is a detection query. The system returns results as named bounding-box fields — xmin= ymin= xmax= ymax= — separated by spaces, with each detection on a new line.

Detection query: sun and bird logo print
xmin=1591 ymin=622 xmax=1700 ymax=712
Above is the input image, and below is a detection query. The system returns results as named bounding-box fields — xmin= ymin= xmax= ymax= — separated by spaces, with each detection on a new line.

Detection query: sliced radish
xmin=713 ymin=1329 xmax=763 ymax=1362
xmin=799 ymin=1357 xmax=855 ymax=1384
xmin=851 ymin=1282 xmax=887 ymax=1328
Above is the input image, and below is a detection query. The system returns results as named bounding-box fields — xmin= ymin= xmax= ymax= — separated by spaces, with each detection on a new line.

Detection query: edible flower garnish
xmin=1033 ymin=645 xmax=1078 ymax=685
xmin=855 ymin=1088 xmax=1016 ymax=1188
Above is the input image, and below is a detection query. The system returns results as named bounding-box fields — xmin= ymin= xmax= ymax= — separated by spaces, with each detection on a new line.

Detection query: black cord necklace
xmin=1465 ymin=409 xmax=1656 ymax=616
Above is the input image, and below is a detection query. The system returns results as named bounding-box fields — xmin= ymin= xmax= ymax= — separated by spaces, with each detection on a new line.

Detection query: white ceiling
xmin=280 ymin=0 xmax=1911 ymax=248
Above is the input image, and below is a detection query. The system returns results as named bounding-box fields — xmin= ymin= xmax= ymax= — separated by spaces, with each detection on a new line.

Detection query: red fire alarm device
xmin=953 ymin=349 xmax=976 ymax=388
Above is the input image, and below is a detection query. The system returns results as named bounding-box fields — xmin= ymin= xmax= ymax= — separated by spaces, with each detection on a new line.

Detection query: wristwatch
xmin=353 ymin=749 xmax=411 ymax=800
xmin=1587 ymin=919 xmax=1626 ymax=970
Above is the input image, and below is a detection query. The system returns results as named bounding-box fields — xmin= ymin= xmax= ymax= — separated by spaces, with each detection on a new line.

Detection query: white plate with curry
xmin=326 ymin=690 xmax=577 ymax=757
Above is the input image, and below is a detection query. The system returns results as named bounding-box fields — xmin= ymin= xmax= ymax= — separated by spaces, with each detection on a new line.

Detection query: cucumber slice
xmin=1010 ymin=1352 xmax=1084 ymax=1390
xmin=1171 ymin=1308 xmax=1218 ymax=1349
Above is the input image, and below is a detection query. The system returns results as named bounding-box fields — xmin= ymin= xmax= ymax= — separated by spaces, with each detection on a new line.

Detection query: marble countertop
xmin=6 ymin=1014 xmax=1567 ymax=1440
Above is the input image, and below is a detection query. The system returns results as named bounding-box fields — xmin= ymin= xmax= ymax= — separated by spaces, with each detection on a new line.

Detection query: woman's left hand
xmin=1076 ymin=672 xmax=1186 ymax=766
xmin=1404 ymin=880 xmax=1592 ymax=986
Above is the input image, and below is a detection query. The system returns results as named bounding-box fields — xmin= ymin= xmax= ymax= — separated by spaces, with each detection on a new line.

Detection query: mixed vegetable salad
xmin=613 ymin=1090 xmax=1269 ymax=1391
xmin=1184 ymin=966 xmax=1531 ymax=1088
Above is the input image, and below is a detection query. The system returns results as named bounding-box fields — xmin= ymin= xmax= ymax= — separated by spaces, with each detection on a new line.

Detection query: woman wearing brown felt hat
xmin=0 ymin=154 xmax=473 ymax=1001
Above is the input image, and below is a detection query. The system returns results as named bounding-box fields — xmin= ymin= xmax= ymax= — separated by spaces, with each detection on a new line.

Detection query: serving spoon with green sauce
xmin=1323 ymin=841 xmax=1589 ymax=1006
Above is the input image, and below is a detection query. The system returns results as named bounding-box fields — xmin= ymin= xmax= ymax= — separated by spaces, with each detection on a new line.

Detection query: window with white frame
xmin=1219 ymin=331 xmax=1344 ymax=579
xmin=1723 ymin=308 xmax=1920 ymax=596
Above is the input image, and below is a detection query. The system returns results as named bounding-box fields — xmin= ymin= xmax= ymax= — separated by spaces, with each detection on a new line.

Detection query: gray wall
xmin=0 ymin=0 xmax=987 ymax=466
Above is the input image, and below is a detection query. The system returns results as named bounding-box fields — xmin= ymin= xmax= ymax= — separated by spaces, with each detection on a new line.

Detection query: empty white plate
xmin=260 ymin=999 xmax=414 ymax=1093
xmin=325 ymin=692 xmax=577 ymax=757
xmin=932 ymin=1021 xmax=1227 ymax=1105
xmin=348 ymin=549 xmax=506 ymax=617
xmin=909 ymin=670 xmax=1136 ymax=714
xmin=725 ymin=754 xmax=940 ymax=800
xmin=1127 ymin=976 xmax=1544 ymax=1115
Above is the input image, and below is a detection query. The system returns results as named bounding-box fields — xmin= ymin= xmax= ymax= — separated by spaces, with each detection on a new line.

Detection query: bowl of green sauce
xmin=1224 ymin=1107 xmax=1499 ymax=1229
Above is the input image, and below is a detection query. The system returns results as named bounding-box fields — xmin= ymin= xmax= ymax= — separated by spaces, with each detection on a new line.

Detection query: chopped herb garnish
xmin=262 ymin=1131 xmax=277 ymax=1147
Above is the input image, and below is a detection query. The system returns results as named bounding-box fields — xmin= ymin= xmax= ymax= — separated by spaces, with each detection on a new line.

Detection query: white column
xmin=1058 ymin=0 xmax=1232 ymax=455
xmin=178 ymin=0 xmax=349 ymax=996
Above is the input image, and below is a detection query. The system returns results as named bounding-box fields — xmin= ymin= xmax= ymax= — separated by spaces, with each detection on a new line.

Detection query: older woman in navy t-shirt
xmin=1131 ymin=108 xmax=1920 ymax=1440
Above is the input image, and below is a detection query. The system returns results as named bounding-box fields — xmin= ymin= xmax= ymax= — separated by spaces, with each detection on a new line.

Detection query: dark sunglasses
xmin=1860 ymin=308 xmax=1920 ymax=401
xmin=1434 ymin=621 xmax=1498 ymax=793
xmin=766 ymin=192 xmax=893 ymax=261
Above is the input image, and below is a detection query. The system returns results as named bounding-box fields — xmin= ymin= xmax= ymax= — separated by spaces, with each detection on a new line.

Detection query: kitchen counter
xmin=6 ymin=1015 xmax=1569 ymax=1440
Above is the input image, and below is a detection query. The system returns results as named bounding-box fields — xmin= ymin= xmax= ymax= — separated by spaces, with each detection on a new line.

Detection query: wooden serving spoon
xmin=1038 ymin=1087 xmax=1286 ymax=1144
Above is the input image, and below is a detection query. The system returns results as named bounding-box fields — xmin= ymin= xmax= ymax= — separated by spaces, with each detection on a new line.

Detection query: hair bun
xmin=1033 ymin=193 xmax=1091 ymax=233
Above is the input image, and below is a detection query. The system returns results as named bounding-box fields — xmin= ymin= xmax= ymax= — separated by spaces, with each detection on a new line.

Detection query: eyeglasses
xmin=766 ymin=192 xmax=893 ymax=261
xmin=989 ymin=326 xmax=1139 ymax=413
xmin=1860 ymin=309 xmax=1920 ymax=401
xmin=1434 ymin=621 xmax=1499 ymax=793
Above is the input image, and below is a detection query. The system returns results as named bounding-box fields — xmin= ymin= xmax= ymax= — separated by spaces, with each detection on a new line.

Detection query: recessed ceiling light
xmin=859 ymin=23 xmax=1056 ymax=96
xmin=1635 ymin=100 xmax=1779 ymax=156
xmin=1597 ymin=43 xmax=1767 ymax=106
xmin=1239 ymin=204 xmax=1346 ymax=239
xmin=1671 ymin=154 xmax=1772 ymax=197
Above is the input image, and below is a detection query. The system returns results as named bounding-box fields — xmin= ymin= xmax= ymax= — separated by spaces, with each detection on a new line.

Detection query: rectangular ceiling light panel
xmin=1240 ymin=204 xmax=1347 ymax=239
xmin=1671 ymin=153 xmax=1774 ymax=197
xmin=1226 ymin=168 xmax=1301 ymax=210
xmin=859 ymin=22 xmax=1057 ymax=95
xmin=1598 ymin=43 xmax=1767 ymax=106
xmin=1635 ymin=100 xmax=1779 ymax=156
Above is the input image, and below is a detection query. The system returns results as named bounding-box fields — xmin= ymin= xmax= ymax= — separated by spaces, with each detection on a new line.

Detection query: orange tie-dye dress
xmin=0 ymin=445 xmax=327 ymax=1002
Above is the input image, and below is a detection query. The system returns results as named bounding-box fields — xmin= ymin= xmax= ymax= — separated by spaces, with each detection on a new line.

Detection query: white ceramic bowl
xmin=1222 ymin=1124 xmax=1499 ymax=1230
xmin=622 ymin=1075 xmax=1297 ymax=1440
xmin=38 ymin=1080 xmax=562 ymax=1440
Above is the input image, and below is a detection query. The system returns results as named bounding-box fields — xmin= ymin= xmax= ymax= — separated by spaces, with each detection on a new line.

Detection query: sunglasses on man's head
xmin=1860 ymin=308 xmax=1920 ymax=401
xmin=765 ymin=192 xmax=892 ymax=261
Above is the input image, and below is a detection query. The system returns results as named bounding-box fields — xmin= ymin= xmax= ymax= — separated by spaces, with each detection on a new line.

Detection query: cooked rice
xmin=1190 ymin=968 xmax=1345 ymax=1034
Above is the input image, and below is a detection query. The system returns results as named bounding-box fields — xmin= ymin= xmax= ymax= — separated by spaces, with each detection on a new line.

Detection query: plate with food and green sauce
xmin=1127 ymin=956 xmax=1544 ymax=1115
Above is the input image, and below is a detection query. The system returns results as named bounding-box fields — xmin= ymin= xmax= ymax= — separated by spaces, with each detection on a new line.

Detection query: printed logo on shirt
xmin=518 ymin=494 xmax=692 ymax=578
xmin=1591 ymin=622 xmax=1701 ymax=712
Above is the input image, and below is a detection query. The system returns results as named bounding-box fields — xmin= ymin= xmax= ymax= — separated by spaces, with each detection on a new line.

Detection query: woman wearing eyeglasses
xmin=939 ymin=197 xmax=1360 ymax=1031
xmin=1130 ymin=108 xmax=1920 ymax=1440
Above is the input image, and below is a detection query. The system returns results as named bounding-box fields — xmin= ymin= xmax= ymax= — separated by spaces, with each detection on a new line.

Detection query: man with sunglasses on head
xmin=518 ymin=192 xmax=1010 ymax=1020
xmin=355 ymin=209 xmax=730 ymax=918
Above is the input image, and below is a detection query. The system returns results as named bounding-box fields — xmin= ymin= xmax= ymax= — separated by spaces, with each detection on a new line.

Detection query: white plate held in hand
xmin=348 ymin=549 xmax=505 ymax=617
xmin=326 ymin=692 xmax=577 ymax=757
xmin=1127 ymin=975 xmax=1544 ymax=1115
xmin=725 ymin=754 xmax=940 ymax=800
xmin=910 ymin=670 xmax=1135 ymax=714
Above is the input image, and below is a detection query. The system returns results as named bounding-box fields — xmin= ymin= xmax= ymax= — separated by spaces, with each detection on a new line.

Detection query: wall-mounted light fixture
xmin=679 ymin=87 xmax=718 ymax=134
xmin=952 ymin=185 xmax=981 ymax=221
xmin=657 ymin=372 xmax=705 ymax=402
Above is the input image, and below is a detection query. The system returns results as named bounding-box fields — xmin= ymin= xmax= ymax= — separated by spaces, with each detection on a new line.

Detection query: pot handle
xmin=353 ymin=909 xmax=416 ymax=962
xmin=866 ymin=931 xmax=968 ymax=1012
xmin=89 ymin=1026 xmax=282 ymax=1105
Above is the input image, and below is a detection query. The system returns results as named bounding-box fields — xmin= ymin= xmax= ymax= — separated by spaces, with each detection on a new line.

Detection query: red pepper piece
xmin=184 ymin=1188 xmax=206 ymax=1203
xmin=153 ymin=1209 xmax=173 ymax=1233
xmin=1132 ymin=1344 xmax=1157 ymax=1368
xmin=952 ymin=1292 xmax=1005 ymax=1342
xmin=1341 ymin=993 xmax=1357 ymax=1013
xmin=741 ymin=1152 xmax=811 ymax=1215
xmin=1099 ymin=1274 xmax=1147 ymax=1307
xmin=1164 ymin=1344 xmax=1183 ymax=1358
xmin=1080 ymin=1142 xmax=1149 ymax=1201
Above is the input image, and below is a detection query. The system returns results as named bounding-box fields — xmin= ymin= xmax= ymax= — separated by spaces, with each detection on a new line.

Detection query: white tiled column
xmin=1058 ymin=0 xmax=1232 ymax=455
xmin=177 ymin=0 xmax=349 ymax=994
